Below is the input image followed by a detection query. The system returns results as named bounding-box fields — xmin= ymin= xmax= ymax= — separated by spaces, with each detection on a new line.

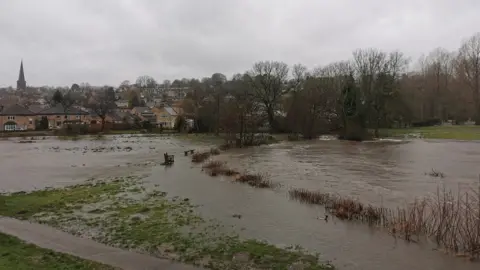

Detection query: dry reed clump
xmin=236 ymin=173 xmax=274 ymax=188
xmin=202 ymin=160 xmax=240 ymax=177
xmin=191 ymin=151 xmax=211 ymax=163
xmin=210 ymin=147 xmax=221 ymax=155
xmin=288 ymin=183 xmax=480 ymax=260
xmin=288 ymin=189 xmax=386 ymax=223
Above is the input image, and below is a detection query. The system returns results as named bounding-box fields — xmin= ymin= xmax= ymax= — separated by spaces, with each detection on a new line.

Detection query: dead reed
xmin=202 ymin=160 xmax=240 ymax=177
xmin=288 ymin=189 xmax=386 ymax=223
xmin=191 ymin=151 xmax=211 ymax=163
xmin=288 ymin=182 xmax=480 ymax=260
xmin=210 ymin=147 xmax=221 ymax=155
xmin=236 ymin=173 xmax=274 ymax=188
xmin=191 ymin=148 xmax=221 ymax=163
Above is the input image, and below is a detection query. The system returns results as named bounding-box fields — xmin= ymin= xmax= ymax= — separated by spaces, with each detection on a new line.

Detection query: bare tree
xmin=352 ymin=48 xmax=409 ymax=136
xmin=211 ymin=73 xmax=227 ymax=135
xmin=418 ymin=48 xmax=456 ymax=120
xmin=163 ymin=79 xmax=171 ymax=89
xmin=287 ymin=76 xmax=339 ymax=139
xmin=221 ymin=74 xmax=262 ymax=146
xmin=135 ymin=75 xmax=157 ymax=88
xmin=89 ymin=87 xmax=116 ymax=131
xmin=119 ymin=80 xmax=130 ymax=90
xmin=247 ymin=61 xmax=289 ymax=131
xmin=458 ymin=33 xmax=480 ymax=124
xmin=71 ymin=83 xmax=80 ymax=92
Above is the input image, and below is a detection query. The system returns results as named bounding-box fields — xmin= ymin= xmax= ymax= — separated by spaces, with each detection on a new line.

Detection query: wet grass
xmin=0 ymin=176 xmax=332 ymax=269
xmin=0 ymin=232 xmax=113 ymax=270
xmin=380 ymin=125 xmax=480 ymax=140
xmin=289 ymin=185 xmax=480 ymax=260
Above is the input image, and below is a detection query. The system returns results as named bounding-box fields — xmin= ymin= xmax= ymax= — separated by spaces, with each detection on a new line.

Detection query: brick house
xmin=0 ymin=104 xmax=36 ymax=131
xmin=131 ymin=107 xmax=156 ymax=124
xmin=151 ymin=106 xmax=182 ymax=129
xmin=37 ymin=104 xmax=89 ymax=129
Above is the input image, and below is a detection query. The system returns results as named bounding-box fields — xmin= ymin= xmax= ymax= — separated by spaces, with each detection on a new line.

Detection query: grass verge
xmin=380 ymin=125 xmax=480 ymax=140
xmin=0 ymin=176 xmax=332 ymax=269
xmin=0 ymin=232 xmax=113 ymax=270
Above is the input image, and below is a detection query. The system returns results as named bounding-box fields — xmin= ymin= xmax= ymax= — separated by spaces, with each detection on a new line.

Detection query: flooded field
xmin=1 ymin=135 xmax=479 ymax=270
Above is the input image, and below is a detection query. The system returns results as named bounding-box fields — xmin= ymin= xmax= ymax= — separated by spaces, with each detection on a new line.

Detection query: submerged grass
xmin=0 ymin=232 xmax=113 ymax=270
xmin=0 ymin=176 xmax=332 ymax=270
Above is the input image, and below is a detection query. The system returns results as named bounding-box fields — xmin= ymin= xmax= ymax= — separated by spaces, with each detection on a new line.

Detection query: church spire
xmin=17 ymin=60 xmax=26 ymax=90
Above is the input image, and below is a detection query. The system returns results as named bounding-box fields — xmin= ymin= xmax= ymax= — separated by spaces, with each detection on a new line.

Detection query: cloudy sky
xmin=0 ymin=0 xmax=479 ymax=87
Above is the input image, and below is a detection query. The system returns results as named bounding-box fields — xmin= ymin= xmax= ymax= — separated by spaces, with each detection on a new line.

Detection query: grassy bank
xmin=0 ymin=232 xmax=113 ymax=270
xmin=0 ymin=176 xmax=332 ymax=270
xmin=380 ymin=125 xmax=480 ymax=140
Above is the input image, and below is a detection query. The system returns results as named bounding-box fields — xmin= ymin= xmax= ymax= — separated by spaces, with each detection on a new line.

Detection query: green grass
xmin=0 ymin=232 xmax=113 ymax=270
xmin=380 ymin=125 xmax=480 ymax=140
xmin=0 ymin=176 xmax=333 ymax=270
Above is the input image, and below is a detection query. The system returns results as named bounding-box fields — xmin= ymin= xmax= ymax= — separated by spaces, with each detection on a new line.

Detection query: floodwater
xmin=1 ymin=135 xmax=479 ymax=270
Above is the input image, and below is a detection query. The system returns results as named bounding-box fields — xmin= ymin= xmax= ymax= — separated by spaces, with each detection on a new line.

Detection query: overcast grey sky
xmin=0 ymin=0 xmax=479 ymax=87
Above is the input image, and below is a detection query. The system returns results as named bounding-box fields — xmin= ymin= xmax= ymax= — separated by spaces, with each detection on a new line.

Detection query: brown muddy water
xmin=1 ymin=135 xmax=479 ymax=270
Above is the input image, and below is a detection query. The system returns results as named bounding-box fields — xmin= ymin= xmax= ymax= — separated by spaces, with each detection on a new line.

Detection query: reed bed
xmin=202 ymin=160 xmax=239 ymax=177
xmin=288 ymin=189 xmax=387 ymax=224
xmin=200 ymin=160 xmax=273 ymax=188
xmin=288 ymin=184 xmax=480 ymax=260
xmin=191 ymin=147 xmax=221 ymax=163
xmin=236 ymin=173 xmax=274 ymax=188
xmin=191 ymin=151 xmax=211 ymax=163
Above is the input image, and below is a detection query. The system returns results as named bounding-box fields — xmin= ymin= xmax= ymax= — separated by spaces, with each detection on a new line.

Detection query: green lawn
xmin=380 ymin=125 xmax=480 ymax=140
xmin=0 ymin=232 xmax=113 ymax=270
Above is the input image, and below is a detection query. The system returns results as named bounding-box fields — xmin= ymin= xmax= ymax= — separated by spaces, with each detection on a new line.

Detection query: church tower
xmin=17 ymin=60 xmax=27 ymax=90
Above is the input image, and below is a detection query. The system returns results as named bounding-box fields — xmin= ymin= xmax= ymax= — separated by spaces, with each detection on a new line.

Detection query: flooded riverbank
xmin=144 ymin=138 xmax=480 ymax=270
xmin=1 ymin=136 xmax=479 ymax=269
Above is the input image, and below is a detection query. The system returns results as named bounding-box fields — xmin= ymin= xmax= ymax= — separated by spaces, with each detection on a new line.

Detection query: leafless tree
xmin=163 ymin=79 xmax=171 ymax=89
xmin=352 ymin=49 xmax=409 ymax=136
xmin=221 ymin=75 xmax=263 ymax=146
xmin=247 ymin=61 xmax=289 ymax=131
xmin=287 ymin=76 xmax=339 ymax=138
xmin=457 ymin=33 xmax=480 ymax=124
xmin=135 ymin=75 xmax=157 ymax=88
xmin=89 ymin=87 xmax=116 ymax=131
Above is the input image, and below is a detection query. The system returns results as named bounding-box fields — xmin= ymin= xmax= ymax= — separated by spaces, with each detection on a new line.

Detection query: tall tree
xmin=211 ymin=73 xmax=227 ymax=135
xmin=135 ymin=75 xmax=157 ymax=88
xmin=89 ymin=88 xmax=116 ymax=131
xmin=71 ymin=83 xmax=80 ymax=92
xmin=458 ymin=33 xmax=480 ymax=124
xmin=248 ymin=61 xmax=289 ymax=131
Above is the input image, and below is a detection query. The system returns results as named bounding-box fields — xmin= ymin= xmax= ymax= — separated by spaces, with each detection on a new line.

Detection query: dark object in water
xmin=184 ymin=149 xmax=195 ymax=156
xmin=162 ymin=152 xmax=174 ymax=165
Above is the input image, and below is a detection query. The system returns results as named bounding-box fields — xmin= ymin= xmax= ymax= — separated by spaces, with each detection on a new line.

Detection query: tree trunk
xmin=475 ymin=80 xmax=480 ymax=125
xmin=266 ymin=106 xmax=277 ymax=132
xmin=101 ymin=118 xmax=106 ymax=132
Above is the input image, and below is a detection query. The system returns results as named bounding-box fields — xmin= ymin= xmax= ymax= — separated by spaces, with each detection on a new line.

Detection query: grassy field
xmin=0 ymin=176 xmax=333 ymax=270
xmin=0 ymin=232 xmax=113 ymax=270
xmin=380 ymin=125 xmax=480 ymax=140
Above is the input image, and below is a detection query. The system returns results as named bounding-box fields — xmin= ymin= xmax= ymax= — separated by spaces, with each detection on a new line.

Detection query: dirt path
xmin=0 ymin=217 xmax=204 ymax=270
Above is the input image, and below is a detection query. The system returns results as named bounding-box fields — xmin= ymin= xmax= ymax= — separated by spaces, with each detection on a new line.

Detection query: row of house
xmin=0 ymin=103 xmax=184 ymax=131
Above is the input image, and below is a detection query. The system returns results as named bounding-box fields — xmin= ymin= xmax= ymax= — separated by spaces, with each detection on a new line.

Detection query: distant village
xmin=0 ymin=61 xmax=192 ymax=132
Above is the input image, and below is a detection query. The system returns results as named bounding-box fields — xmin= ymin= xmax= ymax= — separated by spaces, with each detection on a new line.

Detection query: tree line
xmin=40 ymin=32 xmax=480 ymax=142
xmin=176 ymin=32 xmax=480 ymax=142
